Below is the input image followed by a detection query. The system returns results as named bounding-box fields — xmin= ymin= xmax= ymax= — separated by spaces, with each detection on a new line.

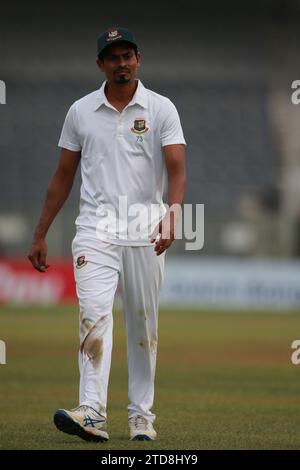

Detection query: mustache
xmin=115 ymin=68 xmax=130 ymax=73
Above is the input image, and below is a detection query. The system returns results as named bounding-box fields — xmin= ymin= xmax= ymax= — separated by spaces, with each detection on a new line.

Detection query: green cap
xmin=97 ymin=27 xmax=138 ymax=58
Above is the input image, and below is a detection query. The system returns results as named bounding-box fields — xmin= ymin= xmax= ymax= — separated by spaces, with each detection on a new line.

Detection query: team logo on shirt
xmin=131 ymin=118 xmax=149 ymax=134
xmin=76 ymin=255 xmax=88 ymax=269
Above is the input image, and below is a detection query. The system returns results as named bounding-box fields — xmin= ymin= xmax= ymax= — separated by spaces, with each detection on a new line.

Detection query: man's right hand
xmin=27 ymin=239 xmax=50 ymax=273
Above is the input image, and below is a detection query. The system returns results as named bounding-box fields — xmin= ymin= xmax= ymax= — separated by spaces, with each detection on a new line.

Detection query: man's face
xmin=97 ymin=43 xmax=140 ymax=85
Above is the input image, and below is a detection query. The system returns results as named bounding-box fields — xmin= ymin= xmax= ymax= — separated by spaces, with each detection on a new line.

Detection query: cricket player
xmin=28 ymin=27 xmax=186 ymax=442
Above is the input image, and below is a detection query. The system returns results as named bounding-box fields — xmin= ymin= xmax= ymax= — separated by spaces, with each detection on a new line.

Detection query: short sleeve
xmin=160 ymin=98 xmax=186 ymax=148
xmin=58 ymin=102 xmax=81 ymax=151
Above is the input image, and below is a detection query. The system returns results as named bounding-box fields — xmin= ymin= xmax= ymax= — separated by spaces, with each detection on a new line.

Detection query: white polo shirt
xmin=58 ymin=79 xmax=186 ymax=245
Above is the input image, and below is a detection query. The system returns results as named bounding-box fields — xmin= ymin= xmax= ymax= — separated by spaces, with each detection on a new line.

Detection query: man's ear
xmin=136 ymin=52 xmax=141 ymax=67
xmin=96 ymin=57 xmax=104 ymax=72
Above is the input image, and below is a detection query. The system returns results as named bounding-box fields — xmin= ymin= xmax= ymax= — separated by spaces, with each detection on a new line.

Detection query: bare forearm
xmin=164 ymin=170 xmax=185 ymax=239
xmin=152 ymin=152 xmax=186 ymax=255
xmin=28 ymin=148 xmax=80 ymax=271
xmin=33 ymin=171 xmax=74 ymax=241
xmin=164 ymin=144 xmax=186 ymax=210
xmin=167 ymin=170 xmax=185 ymax=208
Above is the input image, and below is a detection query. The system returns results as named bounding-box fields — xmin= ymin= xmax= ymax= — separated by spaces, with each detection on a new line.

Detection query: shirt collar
xmin=94 ymin=79 xmax=148 ymax=111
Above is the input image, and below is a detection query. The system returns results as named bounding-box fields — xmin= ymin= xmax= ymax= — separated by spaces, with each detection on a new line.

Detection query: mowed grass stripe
xmin=0 ymin=306 xmax=300 ymax=449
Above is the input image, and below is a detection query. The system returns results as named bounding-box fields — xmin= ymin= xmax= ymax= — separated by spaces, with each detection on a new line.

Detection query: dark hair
xmin=98 ymin=42 xmax=138 ymax=61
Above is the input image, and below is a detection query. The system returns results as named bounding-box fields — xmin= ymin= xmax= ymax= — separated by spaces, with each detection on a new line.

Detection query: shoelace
xmin=131 ymin=415 xmax=149 ymax=430
xmin=71 ymin=405 xmax=103 ymax=419
xmin=71 ymin=405 xmax=90 ymax=413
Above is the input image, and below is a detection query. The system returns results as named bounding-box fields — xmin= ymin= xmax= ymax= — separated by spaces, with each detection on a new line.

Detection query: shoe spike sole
xmin=54 ymin=410 xmax=108 ymax=443
xmin=131 ymin=434 xmax=152 ymax=441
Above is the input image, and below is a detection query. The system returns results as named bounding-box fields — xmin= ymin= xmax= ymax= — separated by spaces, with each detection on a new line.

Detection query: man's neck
xmin=105 ymin=79 xmax=138 ymax=104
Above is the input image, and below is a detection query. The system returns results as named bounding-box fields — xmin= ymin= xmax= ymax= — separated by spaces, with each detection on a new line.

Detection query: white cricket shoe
xmin=129 ymin=414 xmax=157 ymax=441
xmin=54 ymin=405 xmax=109 ymax=442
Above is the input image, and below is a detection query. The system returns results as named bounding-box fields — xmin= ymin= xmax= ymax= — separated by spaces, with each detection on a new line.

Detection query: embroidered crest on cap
xmin=106 ymin=29 xmax=122 ymax=42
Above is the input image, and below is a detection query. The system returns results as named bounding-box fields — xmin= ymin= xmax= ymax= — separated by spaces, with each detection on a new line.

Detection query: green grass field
xmin=1 ymin=305 xmax=300 ymax=450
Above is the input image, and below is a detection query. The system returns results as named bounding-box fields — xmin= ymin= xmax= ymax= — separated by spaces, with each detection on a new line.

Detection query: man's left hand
xmin=150 ymin=212 xmax=176 ymax=256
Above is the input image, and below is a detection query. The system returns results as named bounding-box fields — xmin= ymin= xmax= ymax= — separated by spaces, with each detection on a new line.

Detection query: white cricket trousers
xmin=72 ymin=233 xmax=165 ymax=423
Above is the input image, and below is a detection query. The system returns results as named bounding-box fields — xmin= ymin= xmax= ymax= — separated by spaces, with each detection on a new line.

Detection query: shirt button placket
xmin=117 ymin=112 xmax=124 ymax=138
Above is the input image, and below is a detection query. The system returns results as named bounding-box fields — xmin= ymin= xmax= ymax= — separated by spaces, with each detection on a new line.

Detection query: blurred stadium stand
xmin=1 ymin=0 xmax=300 ymax=259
